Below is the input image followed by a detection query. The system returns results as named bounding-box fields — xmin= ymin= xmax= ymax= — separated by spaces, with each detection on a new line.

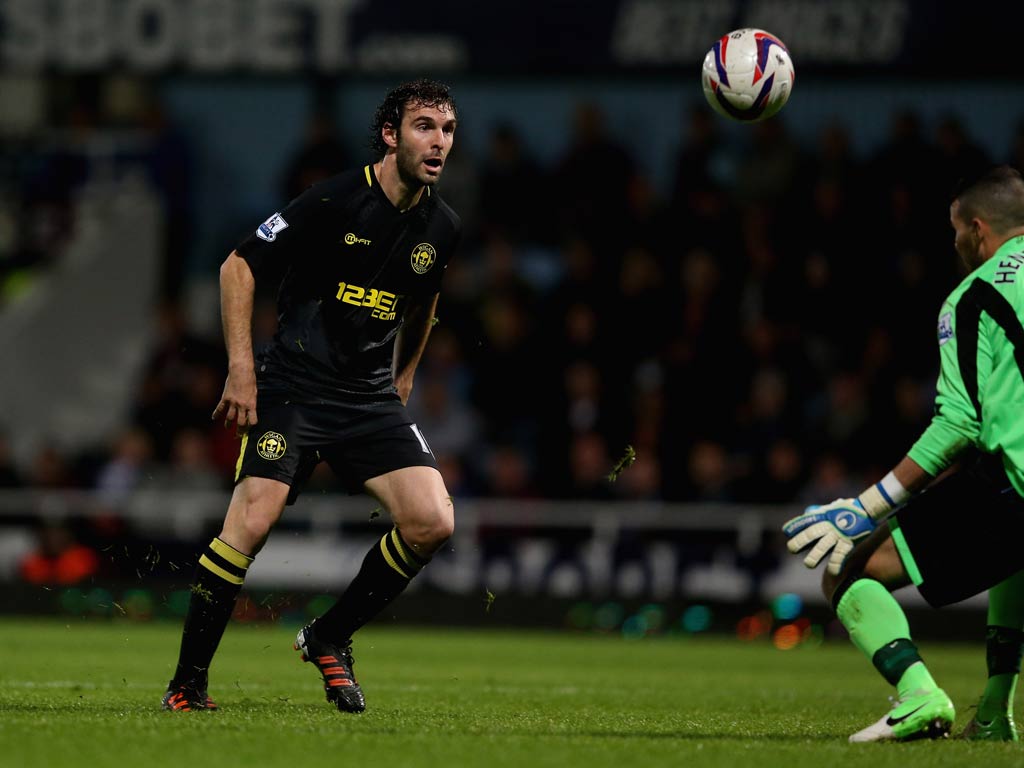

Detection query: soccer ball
xmin=701 ymin=28 xmax=794 ymax=122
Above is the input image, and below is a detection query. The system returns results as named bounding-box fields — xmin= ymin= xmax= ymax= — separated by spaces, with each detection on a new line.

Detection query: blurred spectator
xmin=142 ymin=428 xmax=223 ymax=492
xmin=28 ymin=442 xmax=76 ymax=488
xmin=416 ymin=324 xmax=473 ymax=401
xmin=95 ymin=427 xmax=155 ymax=503
xmin=483 ymin=444 xmax=539 ymax=498
xmin=470 ymin=293 xmax=539 ymax=448
xmin=563 ymin=360 xmax=604 ymax=436
xmin=870 ymin=109 xmax=940 ymax=204
xmin=479 ymin=123 xmax=550 ymax=243
xmin=736 ymin=204 xmax=800 ymax=332
xmin=737 ymin=438 xmax=806 ymax=504
xmin=862 ymin=374 xmax=935 ymax=471
xmin=606 ymin=246 xmax=668 ymax=373
xmin=0 ymin=430 xmax=24 ymax=488
xmin=475 ymin=234 xmax=536 ymax=304
xmin=734 ymin=118 xmax=804 ymax=206
xmin=19 ymin=522 xmax=100 ymax=585
xmin=813 ymin=120 xmax=861 ymax=190
xmin=659 ymin=247 xmax=743 ymax=492
xmin=935 ymin=114 xmax=990 ymax=195
xmin=133 ymin=300 xmax=223 ymax=459
xmin=436 ymin=453 xmax=474 ymax=498
xmin=804 ymin=370 xmax=873 ymax=465
xmin=799 ymin=452 xmax=862 ymax=504
xmin=671 ymin=104 xmax=729 ymax=210
xmin=566 ymin=431 xmax=615 ymax=500
xmin=734 ymin=367 xmax=792 ymax=457
xmin=535 ymin=355 xmax=606 ymax=495
xmin=611 ymin=451 xmax=662 ymax=501
xmin=684 ymin=439 xmax=736 ymax=502
xmin=623 ymin=173 xmax=670 ymax=254
xmin=281 ymin=111 xmax=349 ymax=200
xmin=139 ymin=99 xmax=195 ymax=301
xmin=554 ymin=102 xmax=635 ymax=260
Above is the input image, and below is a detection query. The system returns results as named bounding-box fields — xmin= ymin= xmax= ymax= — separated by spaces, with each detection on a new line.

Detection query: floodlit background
xmin=0 ymin=0 xmax=1020 ymax=641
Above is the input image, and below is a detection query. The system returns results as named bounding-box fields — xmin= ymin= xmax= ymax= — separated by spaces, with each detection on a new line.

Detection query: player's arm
xmin=781 ymin=457 xmax=934 ymax=576
xmin=212 ymin=251 xmax=258 ymax=430
xmin=392 ymin=292 xmax=439 ymax=405
xmin=217 ymin=188 xmax=322 ymax=428
xmin=785 ymin=296 xmax=990 ymax=574
xmin=901 ymin=302 xmax=989 ymax=484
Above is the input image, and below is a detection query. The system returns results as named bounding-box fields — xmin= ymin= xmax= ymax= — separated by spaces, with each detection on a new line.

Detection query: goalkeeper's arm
xmin=783 ymin=456 xmax=935 ymax=575
xmin=856 ymin=455 xmax=934 ymax=520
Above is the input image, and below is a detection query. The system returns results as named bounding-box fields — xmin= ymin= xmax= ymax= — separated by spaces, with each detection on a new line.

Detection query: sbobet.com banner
xmin=0 ymin=0 xmax=1004 ymax=77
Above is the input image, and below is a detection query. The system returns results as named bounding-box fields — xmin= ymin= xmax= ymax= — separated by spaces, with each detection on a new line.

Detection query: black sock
xmin=987 ymin=625 xmax=1024 ymax=677
xmin=978 ymin=626 xmax=1024 ymax=719
xmin=172 ymin=537 xmax=253 ymax=685
xmin=315 ymin=527 xmax=429 ymax=643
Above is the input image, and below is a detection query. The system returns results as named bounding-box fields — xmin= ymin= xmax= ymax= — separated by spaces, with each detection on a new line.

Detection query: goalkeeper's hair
xmin=369 ymin=79 xmax=458 ymax=158
xmin=952 ymin=165 xmax=1024 ymax=235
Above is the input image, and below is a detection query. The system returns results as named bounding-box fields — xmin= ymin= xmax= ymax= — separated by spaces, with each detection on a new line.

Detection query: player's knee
xmin=224 ymin=481 xmax=286 ymax=554
xmin=431 ymin=509 xmax=456 ymax=545
xmin=238 ymin=509 xmax=276 ymax=548
xmin=419 ymin=511 xmax=455 ymax=549
xmin=401 ymin=500 xmax=454 ymax=551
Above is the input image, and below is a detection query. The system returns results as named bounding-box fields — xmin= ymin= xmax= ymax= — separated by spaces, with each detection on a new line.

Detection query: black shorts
xmin=234 ymin=399 xmax=437 ymax=504
xmin=889 ymin=453 xmax=1024 ymax=607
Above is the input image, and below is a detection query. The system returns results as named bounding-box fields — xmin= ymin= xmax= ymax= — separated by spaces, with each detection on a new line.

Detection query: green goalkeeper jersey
xmin=909 ymin=234 xmax=1024 ymax=495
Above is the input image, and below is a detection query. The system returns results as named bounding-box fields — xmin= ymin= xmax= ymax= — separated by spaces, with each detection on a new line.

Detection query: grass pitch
xmin=1 ymin=619 xmax=1020 ymax=767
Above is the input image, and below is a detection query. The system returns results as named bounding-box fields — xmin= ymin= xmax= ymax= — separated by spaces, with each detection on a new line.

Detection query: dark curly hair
xmin=370 ymin=79 xmax=458 ymax=158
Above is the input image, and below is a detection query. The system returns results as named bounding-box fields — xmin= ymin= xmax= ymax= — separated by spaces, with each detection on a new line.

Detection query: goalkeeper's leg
xmin=962 ymin=569 xmax=1024 ymax=741
xmin=824 ymin=528 xmax=953 ymax=742
xmin=823 ymin=457 xmax=1024 ymax=741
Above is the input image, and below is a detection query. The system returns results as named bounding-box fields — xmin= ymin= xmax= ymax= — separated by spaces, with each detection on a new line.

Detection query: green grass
xmin=0 ymin=619 xmax=1020 ymax=767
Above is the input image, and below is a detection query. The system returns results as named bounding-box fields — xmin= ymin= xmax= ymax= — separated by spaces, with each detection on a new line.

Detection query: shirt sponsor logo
xmin=410 ymin=242 xmax=436 ymax=274
xmin=938 ymin=312 xmax=954 ymax=346
xmin=336 ymin=282 xmax=399 ymax=320
xmin=256 ymin=213 xmax=289 ymax=242
xmin=344 ymin=233 xmax=371 ymax=246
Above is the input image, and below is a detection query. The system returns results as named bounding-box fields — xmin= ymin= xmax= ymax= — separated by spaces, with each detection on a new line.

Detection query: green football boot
xmin=961 ymin=711 xmax=1018 ymax=742
xmin=849 ymin=688 xmax=955 ymax=743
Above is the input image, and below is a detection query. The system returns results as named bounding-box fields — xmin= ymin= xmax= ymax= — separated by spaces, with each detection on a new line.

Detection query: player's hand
xmin=782 ymin=498 xmax=876 ymax=576
xmin=212 ymin=367 xmax=258 ymax=434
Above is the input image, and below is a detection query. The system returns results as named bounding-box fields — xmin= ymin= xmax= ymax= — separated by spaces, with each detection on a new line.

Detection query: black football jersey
xmin=236 ymin=165 xmax=461 ymax=402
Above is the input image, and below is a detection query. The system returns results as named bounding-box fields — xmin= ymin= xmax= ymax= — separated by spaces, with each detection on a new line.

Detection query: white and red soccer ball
xmin=701 ymin=28 xmax=795 ymax=122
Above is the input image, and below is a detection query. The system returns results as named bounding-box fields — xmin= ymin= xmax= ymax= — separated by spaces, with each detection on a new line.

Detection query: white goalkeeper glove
xmin=782 ymin=498 xmax=877 ymax=576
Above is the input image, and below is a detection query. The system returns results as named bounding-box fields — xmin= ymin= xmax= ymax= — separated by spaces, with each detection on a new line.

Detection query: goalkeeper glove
xmin=782 ymin=498 xmax=877 ymax=576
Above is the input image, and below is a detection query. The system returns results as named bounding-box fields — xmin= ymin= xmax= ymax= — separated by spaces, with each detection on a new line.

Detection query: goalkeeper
xmin=784 ymin=165 xmax=1024 ymax=743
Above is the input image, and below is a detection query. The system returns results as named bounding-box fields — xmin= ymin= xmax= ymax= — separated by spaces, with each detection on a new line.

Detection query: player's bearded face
xmin=393 ymin=103 xmax=457 ymax=187
xmin=950 ymin=201 xmax=984 ymax=270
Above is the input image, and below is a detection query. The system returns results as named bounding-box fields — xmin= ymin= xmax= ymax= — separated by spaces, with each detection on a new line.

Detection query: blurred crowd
xmin=5 ymin=89 xmax=1024 ymax=527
